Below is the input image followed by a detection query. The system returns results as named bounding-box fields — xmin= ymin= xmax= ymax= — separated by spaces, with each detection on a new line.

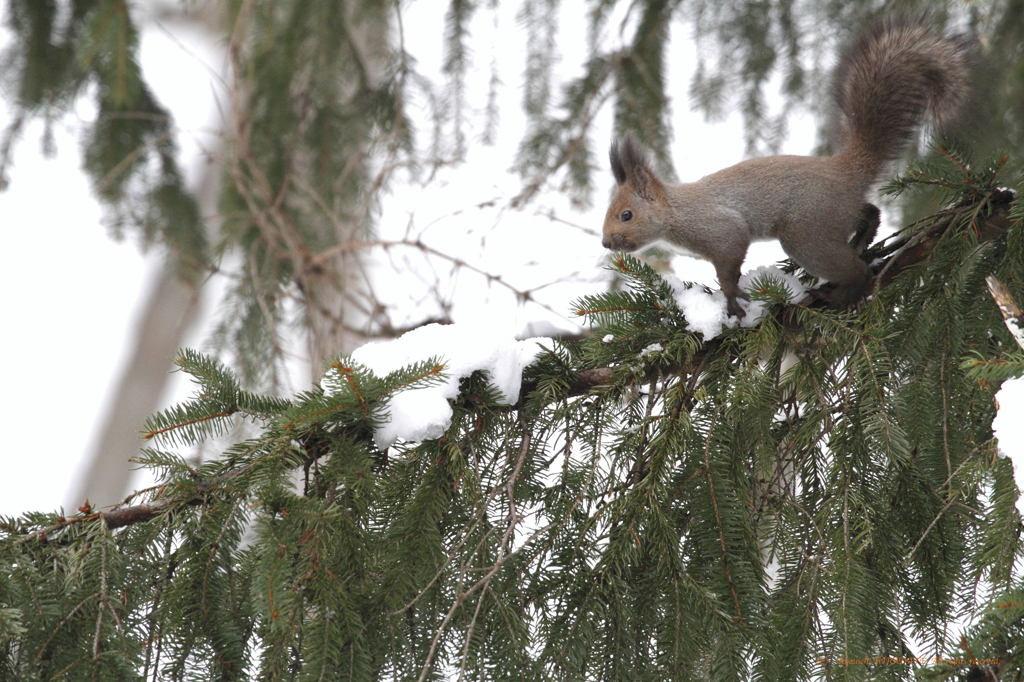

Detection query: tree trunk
xmin=69 ymin=0 xmax=223 ymax=510
xmin=69 ymin=271 xmax=202 ymax=510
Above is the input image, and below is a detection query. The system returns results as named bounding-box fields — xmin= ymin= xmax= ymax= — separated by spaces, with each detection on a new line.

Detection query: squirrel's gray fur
xmin=602 ymin=14 xmax=974 ymax=318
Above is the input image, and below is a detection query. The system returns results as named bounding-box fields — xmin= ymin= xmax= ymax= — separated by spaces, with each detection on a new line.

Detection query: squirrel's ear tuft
xmin=610 ymin=133 xmax=653 ymax=185
xmin=609 ymin=139 xmax=627 ymax=185
xmin=611 ymin=133 xmax=655 ymax=183
xmin=620 ymin=133 xmax=650 ymax=173
xmin=611 ymin=133 xmax=662 ymax=200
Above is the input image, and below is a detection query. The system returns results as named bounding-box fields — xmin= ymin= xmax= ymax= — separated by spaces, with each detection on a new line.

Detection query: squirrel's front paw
xmin=726 ymin=298 xmax=747 ymax=319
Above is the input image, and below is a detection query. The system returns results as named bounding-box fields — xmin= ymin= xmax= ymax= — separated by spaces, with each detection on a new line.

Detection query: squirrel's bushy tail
xmin=831 ymin=15 xmax=973 ymax=175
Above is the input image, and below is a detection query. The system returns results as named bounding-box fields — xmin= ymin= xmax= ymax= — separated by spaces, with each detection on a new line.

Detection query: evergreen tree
xmin=2 ymin=151 xmax=1023 ymax=680
xmin=2 ymin=0 xmax=1024 ymax=679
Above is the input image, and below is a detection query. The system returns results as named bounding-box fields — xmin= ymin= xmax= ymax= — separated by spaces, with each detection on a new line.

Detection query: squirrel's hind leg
xmin=814 ymin=266 xmax=871 ymax=310
xmin=850 ymin=203 xmax=880 ymax=253
xmin=780 ymin=231 xmax=872 ymax=311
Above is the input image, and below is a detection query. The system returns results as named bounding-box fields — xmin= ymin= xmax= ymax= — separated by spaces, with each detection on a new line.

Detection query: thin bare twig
xmin=986 ymin=275 xmax=1024 ymax=351
xmin=415 ymin=420 xmax=535 ymax=682
xmin=310 ymin=237 xmax=568 ymax=320
xmin=903 ymin=493 xmax=960 ymax=568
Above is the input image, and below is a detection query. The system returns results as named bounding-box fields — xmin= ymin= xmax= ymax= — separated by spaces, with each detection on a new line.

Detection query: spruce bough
xmin=2 ymin=154 xmax=1024 ymax=681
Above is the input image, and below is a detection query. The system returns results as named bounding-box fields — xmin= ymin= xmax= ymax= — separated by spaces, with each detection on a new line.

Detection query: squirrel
xmin=602 ymin=15 xmax=974 ymax=318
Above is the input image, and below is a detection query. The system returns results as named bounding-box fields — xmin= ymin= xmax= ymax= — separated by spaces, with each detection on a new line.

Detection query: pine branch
xmin=14 ymin=482 xmax=209 ymax=544
xmin=34 ymin=197 xmax=1013 ymax=539
xmin=702 ymin=407 xmax=745 ymax=623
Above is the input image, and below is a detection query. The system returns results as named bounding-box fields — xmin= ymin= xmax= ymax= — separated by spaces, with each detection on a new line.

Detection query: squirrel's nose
xmin=604 ymin=234 xmax=628 ymax=250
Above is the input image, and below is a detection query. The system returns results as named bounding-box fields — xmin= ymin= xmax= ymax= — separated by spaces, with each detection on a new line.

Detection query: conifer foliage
xmin=5 ymin=1 xmax=1024 ymax=680
xmin=2 ymin=153 xmax=1023 ymax=681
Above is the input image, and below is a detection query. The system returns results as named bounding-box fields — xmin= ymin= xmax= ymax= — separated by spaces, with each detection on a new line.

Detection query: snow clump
xmin=665 ymin=266 xmax=806 ymax=339
xmin=333 ymin=323 xmax=545 ymax=450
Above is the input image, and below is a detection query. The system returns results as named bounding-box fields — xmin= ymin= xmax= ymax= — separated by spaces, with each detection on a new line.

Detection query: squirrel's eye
xmin=621 ymin=210 xmax=633 ymax=222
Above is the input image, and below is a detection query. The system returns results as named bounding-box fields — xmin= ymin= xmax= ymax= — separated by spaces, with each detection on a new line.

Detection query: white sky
xmin=0 ymin=1 xmax=1021 ymax=520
